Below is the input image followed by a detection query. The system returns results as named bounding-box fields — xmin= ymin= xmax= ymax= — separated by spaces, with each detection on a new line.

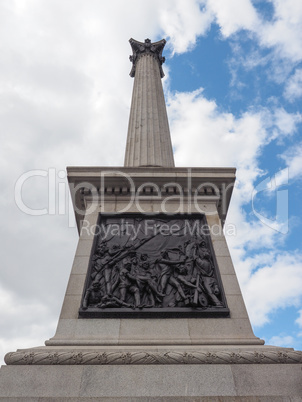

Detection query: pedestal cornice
xmin=5 ymin=346 xmax=302 ymax=365
xmin=67 ymin=166 xmax=236 ymax=232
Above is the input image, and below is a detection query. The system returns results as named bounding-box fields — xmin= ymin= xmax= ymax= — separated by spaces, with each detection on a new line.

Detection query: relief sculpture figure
xmin=193 ymin=241 xmax=223 ymax=307
xmin=157 ymin=251 xmax=190 ymax=306
xmin=113 ymin=256 xmax=141 ymax=308
xmin=92 ymin=243 xmax=126 ymax=296
xmin=133 ymin=254 xmax=165 ymax=307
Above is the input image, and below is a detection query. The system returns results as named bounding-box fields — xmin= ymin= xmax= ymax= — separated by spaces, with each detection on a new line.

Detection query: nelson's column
xmin=1 ymin=38 xmax=301 ymax=400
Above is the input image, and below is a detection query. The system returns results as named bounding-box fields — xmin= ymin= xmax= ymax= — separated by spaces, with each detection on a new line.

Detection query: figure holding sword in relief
xmin=192 ymin=240 xmax=223 ymax=307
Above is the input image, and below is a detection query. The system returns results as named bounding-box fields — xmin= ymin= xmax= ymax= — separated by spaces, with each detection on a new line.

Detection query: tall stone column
xmin=124 ymin=38 xmax=175 ymax=167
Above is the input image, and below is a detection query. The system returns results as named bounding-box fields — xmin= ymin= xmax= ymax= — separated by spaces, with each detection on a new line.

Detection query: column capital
xmin=129 ymin=38 xmax=166 ymax=78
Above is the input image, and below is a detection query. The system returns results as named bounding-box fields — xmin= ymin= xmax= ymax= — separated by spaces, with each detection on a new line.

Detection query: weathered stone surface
xmin=226 ymin=295 xmax=250 ymax=319
xmin=232 ymin=364 xmax=302 ymax=396
xmin=66 ymin=274 xmax=86 ymax=296
xmin=47 ymin=316 xmax=264 ymax=346
xmin=212 ymin=239 xmax=231 ymax=257
xmin=220 ymin=274 xmax=242 ymax=295
xmin=71 ymin=256 xmax=90 ymax=275
xmin=0 ymin=362 xmax=301 ymax=398
xmin=118 ymin=319 xmax=190 ymax=343
xmin=187 ymin=318 xmax=259 ymax=344
xmin=59 ymin=295 xmax=81 ymax=319
xmin=75 ymin=239 xmax=94 ymax=257
xmin=215 ymin=256 xmax=237 ymax=275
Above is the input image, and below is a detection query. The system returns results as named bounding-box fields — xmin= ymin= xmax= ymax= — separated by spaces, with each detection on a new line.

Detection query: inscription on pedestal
xmin=79 ymin=214 xmax=229 ymax=318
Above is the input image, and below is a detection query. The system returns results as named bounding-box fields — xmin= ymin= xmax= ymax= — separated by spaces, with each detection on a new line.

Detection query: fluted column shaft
xmin=124 ymin=39 xmax=175 ymax=167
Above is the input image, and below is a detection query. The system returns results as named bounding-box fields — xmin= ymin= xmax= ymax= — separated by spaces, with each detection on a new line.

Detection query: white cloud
xmin=240 ymin=253 xmax=302 ymax=327
xmin=272 ymin=108 xmax=302 ymax=139
xmin=268 ymin=334 xmax=295 ymax=347
xmin=205 ymin=0 xmax=302 ymax=94
xmin=207 ymin=0 xmax=302 ymax=64
xmin=280 ymin=143 xmax=302 ymax=180
xmin=168 ymin=89 xmax=301 ymax=191
xmin=284 ymin=69 xmax=302 ymax=101
xmin=207 ymin=0 xmax=260 ymax=37
xmin=296 ymin=310 xmax=302 ymax=328
xmin=169 ymin=88 xmax=266 ymax=172
xmin=160 ymin=0 xmax=213 ymax=54
xmin=259 ymin=0 xmax=302 ymax=62
xmin=263 ymin=168 xmax=289 ymax=195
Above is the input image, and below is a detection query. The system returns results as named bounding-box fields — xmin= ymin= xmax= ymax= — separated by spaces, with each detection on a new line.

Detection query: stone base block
xmin=1 ymin=345 xmax=301 ymax=400
xmin=0 ymin=363 xmax=301 ymax=400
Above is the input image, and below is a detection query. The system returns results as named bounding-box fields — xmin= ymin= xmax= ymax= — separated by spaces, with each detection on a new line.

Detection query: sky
xmin=1 ymin=0 xmax=302 ymax=364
